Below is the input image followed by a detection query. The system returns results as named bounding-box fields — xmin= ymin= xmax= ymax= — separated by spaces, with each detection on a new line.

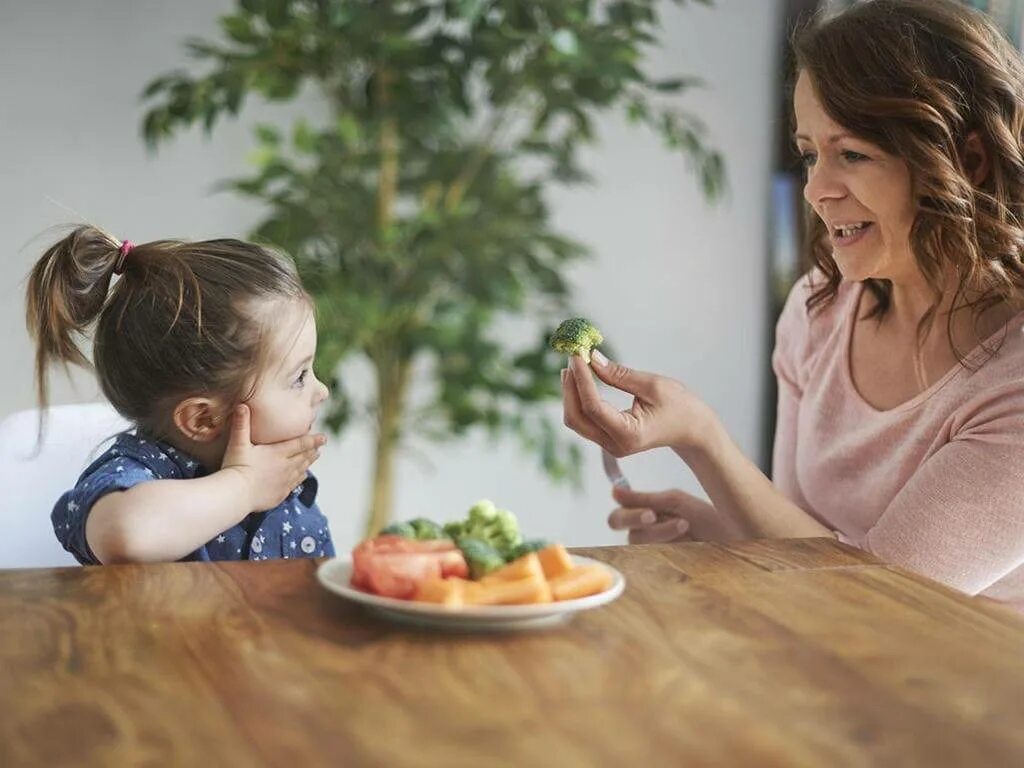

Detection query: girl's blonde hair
xmin=26 ymin=225 xmax=310 ymax=437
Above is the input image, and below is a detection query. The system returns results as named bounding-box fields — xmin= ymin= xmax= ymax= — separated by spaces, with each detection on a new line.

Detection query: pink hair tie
xmin=113 ymin=240 xmax=135 ymax=275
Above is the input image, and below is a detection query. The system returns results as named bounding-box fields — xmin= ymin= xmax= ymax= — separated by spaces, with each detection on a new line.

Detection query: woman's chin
xmin=832 ymin=255 xmax=876 ymax=284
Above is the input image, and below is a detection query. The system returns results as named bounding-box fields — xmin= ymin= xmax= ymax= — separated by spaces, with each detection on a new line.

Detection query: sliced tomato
xmin=351 ymin=536 xmax=416 ymax=587
xmin=351 ymin=536 xmax=468 ymax=598
xmin=364 ymin=553 xmax=441 ymax=598
xmin=437 ymin=550 xmax=469 ymax=579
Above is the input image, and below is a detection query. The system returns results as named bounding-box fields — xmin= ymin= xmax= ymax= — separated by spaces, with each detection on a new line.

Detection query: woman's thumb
xmin=590 ymin=351 xmax=654 ymax=399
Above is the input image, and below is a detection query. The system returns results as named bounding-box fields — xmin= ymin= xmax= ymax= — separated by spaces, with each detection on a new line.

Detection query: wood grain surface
xmin=2 ymin=538 xmax=1022 ymax=767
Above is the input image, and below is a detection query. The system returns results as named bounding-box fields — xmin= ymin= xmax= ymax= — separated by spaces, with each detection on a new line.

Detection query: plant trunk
xmin=364 ymin=63 xmax=406 ymax=538
xmin=364 ymin=350 xmax=411 ymax=538
xmin=375 ymin=67 xmax=398 ymax=233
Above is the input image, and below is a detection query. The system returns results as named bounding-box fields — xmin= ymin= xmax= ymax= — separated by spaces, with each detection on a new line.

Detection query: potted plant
xmin=142 ymin=0 xmax=723 ymax=535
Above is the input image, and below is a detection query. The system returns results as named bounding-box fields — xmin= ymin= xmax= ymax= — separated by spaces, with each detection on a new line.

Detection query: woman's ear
xmin=172 ymin=397 xmax=227 ymax=443
xmin=962 ymin=131 xmax=991 ymax=186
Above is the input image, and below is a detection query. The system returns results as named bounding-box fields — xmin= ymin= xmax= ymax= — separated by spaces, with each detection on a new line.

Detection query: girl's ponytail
xmin=25 ymin=225 xmax=121 ymax=413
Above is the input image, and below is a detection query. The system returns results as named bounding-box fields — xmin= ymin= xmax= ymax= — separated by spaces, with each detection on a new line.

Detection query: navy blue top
xmin=52 ymin=430 xmax=335 ymax=564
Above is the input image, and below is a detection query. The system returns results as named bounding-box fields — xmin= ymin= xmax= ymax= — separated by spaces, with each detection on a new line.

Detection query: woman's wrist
xmin=671 ymin=404 xmax=728 ymax=466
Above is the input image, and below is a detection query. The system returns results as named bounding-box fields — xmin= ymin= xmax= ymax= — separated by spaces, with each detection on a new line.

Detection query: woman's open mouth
xmin=831 ymin=221 xmax=873 ymax=248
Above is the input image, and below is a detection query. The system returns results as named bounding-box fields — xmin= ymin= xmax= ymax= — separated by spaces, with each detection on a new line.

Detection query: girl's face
xmin=794 ymin=72 xmax=918 ymax=284
xmin=245 ymin=300 xmax=329 ymax=445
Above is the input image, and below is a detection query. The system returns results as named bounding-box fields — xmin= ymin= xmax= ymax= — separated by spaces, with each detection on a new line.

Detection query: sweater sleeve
xmin=863 ymin=385 xmax=1024 ymax=594
xmin=771 ymin=276 xmax=814 ymax=511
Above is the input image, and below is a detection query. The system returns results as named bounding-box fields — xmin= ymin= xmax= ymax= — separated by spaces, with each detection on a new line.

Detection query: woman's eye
xmin=842 ymin=150 xmax=868 ymax=162
xmin=799 ymin=151 xmax=817 ymax=168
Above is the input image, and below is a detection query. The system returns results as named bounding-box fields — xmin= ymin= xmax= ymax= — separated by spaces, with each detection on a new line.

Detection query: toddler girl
xmin=27 ymin=226 xmax=333 ymax=564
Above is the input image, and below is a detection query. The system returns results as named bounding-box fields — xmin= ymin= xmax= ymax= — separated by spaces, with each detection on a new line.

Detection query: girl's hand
xmin=561 ymin=353 xmax=716 ymax=458
xmin=608 ymin=485 xmax=749 ymax=544
xmin=220 ymin=405 xmax=326 ymax=513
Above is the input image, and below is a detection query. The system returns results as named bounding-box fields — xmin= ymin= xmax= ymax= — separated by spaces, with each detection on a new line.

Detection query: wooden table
xmin=2 ymin=538 xmax=1023 ymax=767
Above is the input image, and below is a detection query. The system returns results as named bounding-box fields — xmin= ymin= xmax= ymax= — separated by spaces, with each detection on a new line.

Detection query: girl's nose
xmin=314 ymin=376 xmax=329 ymax=404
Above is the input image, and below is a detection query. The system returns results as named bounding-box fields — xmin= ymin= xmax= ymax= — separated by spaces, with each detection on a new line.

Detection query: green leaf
xmin=265 ymin=0 xmax=291 ymax=28
xmin=336 ymin=114 xmax=361 ymax=145
xmin=246 ymin=145 xmax=277 ymax=169
xmin=220 ymin=14 xmax=259 ymax=45
xmin=453 ymin=0 xmax=487 ymax=22
xmin=254 ymin=124 xmax=281 ymax=146
xmin=650 ymin=76 xmax=701 ymax=92
xmin=293 ymin=119 xmax=315 ymax=152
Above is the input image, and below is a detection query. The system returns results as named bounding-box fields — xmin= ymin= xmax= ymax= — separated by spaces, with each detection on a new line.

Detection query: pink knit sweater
xmin=772 ymin=273 xmax=1024 ymax=609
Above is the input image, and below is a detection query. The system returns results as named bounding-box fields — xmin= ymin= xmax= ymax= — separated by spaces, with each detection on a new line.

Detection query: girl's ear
xmin=172 ymin=397 xmax=228 ymax=442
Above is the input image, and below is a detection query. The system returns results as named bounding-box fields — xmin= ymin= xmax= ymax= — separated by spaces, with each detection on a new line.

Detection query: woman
xmin=562 ymin=0 xmax=1024 ymax=609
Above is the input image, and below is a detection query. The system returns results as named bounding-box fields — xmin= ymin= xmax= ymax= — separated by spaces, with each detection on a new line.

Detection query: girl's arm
xmin=86 ymin=471 xmax=252 ymax=563
xmin=86 ymin=405 xmax=325 ymax=564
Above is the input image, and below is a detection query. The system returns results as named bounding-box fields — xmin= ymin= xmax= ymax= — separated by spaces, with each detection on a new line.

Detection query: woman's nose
xmin=804 ymin=159 xmax=846 ymax=207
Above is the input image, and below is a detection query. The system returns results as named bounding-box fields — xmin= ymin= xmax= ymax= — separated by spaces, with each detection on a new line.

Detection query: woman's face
xmin=794 ymin=72 xmax=918 ymax=284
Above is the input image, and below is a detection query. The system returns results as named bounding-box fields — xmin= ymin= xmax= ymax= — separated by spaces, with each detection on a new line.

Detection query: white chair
xmin=0 ymin=403 xmax=129 ymax=569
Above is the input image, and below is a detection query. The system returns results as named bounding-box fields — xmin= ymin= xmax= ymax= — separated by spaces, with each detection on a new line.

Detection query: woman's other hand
xmin=609 ymin=485 xmax=749 ymax=544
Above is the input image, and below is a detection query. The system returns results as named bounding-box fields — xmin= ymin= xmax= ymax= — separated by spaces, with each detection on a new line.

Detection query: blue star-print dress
xmin=52 ymin=430 xmax=335 ymax=564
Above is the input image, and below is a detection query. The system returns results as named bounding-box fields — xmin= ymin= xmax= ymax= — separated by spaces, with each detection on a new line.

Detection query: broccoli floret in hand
xmin=549 ymin=317 xmax=604 ymax=363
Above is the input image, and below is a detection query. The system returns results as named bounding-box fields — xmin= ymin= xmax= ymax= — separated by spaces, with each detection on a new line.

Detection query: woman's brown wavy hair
xmin=793 ymin=0 xmax=1024 ymax=361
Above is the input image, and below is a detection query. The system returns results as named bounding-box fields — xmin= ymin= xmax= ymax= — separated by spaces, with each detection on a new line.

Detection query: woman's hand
xmin=561 ymin=352 xmax=830 ymax=542
xmin=561 ymin=352 xmax=716 ymax=458
xmin=220 ymin=405 xmax=326 ymax=513
xmin=609 ymin=485 xmax=750 ymax=544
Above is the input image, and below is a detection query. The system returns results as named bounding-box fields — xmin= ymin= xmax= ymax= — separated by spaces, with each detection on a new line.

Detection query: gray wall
xmin=0 ymin=0 xmax=781 ymax=552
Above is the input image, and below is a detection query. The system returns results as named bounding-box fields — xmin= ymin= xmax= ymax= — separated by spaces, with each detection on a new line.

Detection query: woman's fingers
xmin=612 ymin=485 xmax=681 ymax=511
xmin=610 ymin=496 xmax=691 ymax=543
xmin=588 ymin=353 xmax=657 ymax=401
xmin=562 ymin=367 xmax=618 ymax=449
xmin=607 ymin=507 xmax=658 ymax=531
xmin=568 ymin=356 xmax=628 ymax=439
xmin=627 ymin=518 xmax=690 ymax=545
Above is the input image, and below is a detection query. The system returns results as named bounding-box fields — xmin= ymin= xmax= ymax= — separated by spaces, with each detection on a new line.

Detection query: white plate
xmin=316 ymin=554 xmax=626 ymax=632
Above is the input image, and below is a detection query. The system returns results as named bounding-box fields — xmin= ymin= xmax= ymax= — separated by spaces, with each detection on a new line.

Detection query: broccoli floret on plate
xmin=456 ymin=537 xmax=506 ymax=579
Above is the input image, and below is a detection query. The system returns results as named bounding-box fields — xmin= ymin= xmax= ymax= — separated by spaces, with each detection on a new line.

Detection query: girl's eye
xmin=293 ymin=369 xmax=309 ymax=389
